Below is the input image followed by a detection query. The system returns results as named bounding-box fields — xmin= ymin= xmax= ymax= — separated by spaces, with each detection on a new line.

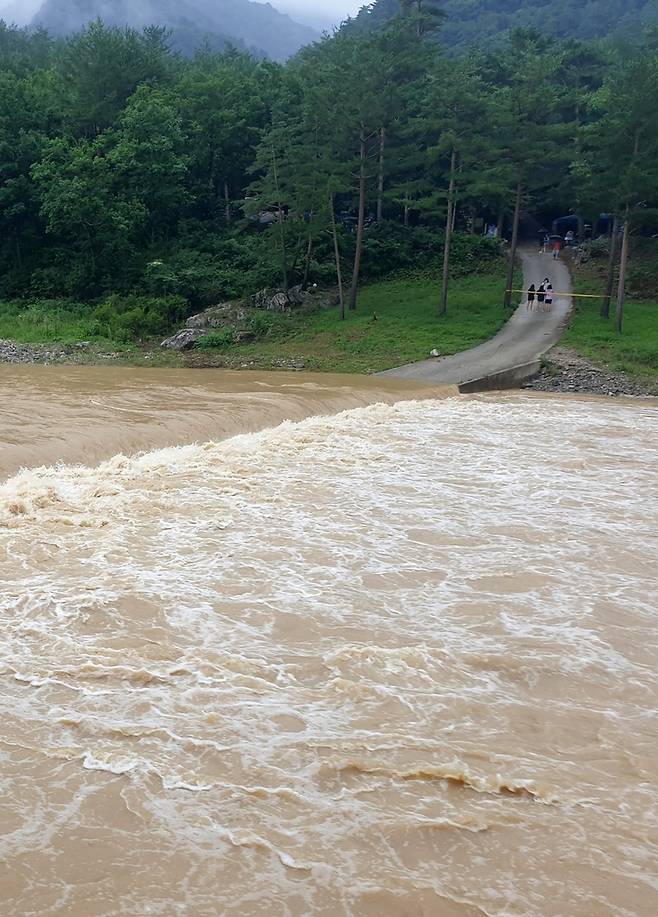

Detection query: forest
xmin=350 ymin=0 xmax=658 ymax=49
xmin=0 ymin=0 xmax=657 ymax=344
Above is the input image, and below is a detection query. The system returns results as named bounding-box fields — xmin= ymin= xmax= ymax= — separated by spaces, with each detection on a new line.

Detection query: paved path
xmin=381 ymin=249 xmax=573 ymax=387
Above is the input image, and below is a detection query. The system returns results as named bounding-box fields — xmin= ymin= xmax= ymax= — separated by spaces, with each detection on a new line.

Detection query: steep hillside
xmin=348 ymin=0 xmax=658 ymax=47
xmin=30 ymin=0 xmax=319 ymax=59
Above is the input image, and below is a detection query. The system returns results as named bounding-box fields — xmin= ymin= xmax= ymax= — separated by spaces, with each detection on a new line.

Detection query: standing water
xmin=0 ymin=368 xmax=656 ymax=916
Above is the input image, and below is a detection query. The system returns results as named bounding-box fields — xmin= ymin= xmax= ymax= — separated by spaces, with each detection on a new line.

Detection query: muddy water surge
xmin=0 ymin=371 xmax=656 ymax=916
xmin=0 ymin=365 xmax=445 ymax=479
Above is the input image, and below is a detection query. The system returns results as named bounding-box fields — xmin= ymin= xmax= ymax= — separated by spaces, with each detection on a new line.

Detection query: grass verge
xmin=189 ymin=270 xmax=512 ymax=374
xmin=0 ymin=266 xmax=513 ymax=373
xmin=567 ymin=265 xmax=658 ymax=385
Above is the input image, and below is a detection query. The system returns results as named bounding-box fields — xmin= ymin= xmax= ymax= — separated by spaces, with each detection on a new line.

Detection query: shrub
xmin=93 ymin=295 xmax=188 ymax=341
xmin=196 ymin=329 xmax=236 ymax=350
xmin=248 ymin=312 xmax=274 ymax=338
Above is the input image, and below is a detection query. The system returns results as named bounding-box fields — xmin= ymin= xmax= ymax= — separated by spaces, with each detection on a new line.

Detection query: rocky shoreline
xmin=0 ymin=339 xmax=110 ymax=365
xmin=523 ymin=347 xmax=656 ymax=398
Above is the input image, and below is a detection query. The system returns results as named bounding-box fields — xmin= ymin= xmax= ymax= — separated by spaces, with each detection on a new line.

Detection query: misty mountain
xmin=29 ymin=0 xmax=320 ymax=60
xmin=347 ymin=0 xmax=658 ymax=48
xmin=0 ymin=0 xmax=41 ymax=25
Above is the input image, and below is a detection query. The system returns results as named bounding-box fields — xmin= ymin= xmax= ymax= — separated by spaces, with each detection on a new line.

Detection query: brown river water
xmin=0 ymin=366 xmax=656 ymax=916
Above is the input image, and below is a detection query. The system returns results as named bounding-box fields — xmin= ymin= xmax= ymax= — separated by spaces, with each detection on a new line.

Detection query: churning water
xmin=0 ymin=368 xmax=656 ymax=916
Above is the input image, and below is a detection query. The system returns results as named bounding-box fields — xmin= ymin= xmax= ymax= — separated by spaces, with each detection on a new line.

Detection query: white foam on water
xmin=0 ymin=394 xmax=656 ymax=916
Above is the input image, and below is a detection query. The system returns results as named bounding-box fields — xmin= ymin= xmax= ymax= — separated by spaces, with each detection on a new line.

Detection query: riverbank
xmin=524 ymin=346 xmax=656 ymax=397
xmin=0 ymin=272 xmax=511 ymax=374
xmin=561 ymin=240 xmax=658 ymax=390
xmin=2 ymin=258 xmax=656 ymax=397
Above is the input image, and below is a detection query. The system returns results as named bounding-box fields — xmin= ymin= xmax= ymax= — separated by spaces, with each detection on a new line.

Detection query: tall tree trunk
xmin=504 ymin=174 xmax=523 ymax=309
xmin=224 ymin=181 xmax=231 ymax=225
xmin=439 ymin=147 xmax=458 ymax=317
xmin=302 ymin=231 xmax=313 ymax=290
xmin=404 ymin=202 xmax=410 ymax=227
xmin=270 ymin=147 xmax=288 ymax=291
xmin=349 ymin=124 xmax=367 ymax=312
xmin=330 ymin=194 xmax=345 ymax=322
xmin=615 ymin=211 xmax=630 ymax=336
xmin=496 ymin=206 xmax=504 ymax=239
xmin=376 ymin=126 xmax=386 ymax=222
xmin=614 ymin=130 xmax=641 ymax=332
xmin=601 ymin=215 xmax=620 ymax=319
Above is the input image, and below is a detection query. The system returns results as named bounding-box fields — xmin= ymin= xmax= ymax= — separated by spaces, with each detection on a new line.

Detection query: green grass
xmin=566 ymin=271 xmax=658 ymax=387
xmin=0 ymin=300 xmax=117 ymax=347
xmin=0 ymin=299 xmax=185 ymax=366
xmin=0 ymin=266 xmax=514 ymax=373
xmin=193 ymin=270 xmax=512 ymax=374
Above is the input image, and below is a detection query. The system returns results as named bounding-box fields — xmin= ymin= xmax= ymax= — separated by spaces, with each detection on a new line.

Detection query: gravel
xmin=524 ymin=347 xmax=656 ymax=398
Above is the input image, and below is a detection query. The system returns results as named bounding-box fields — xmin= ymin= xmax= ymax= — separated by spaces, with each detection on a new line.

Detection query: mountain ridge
xmin=26 ymin=0 xmax=320 ymax=60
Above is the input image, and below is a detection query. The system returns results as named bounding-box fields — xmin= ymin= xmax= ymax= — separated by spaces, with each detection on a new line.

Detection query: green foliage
xmin=196 ymin=329 xmax=237 ymax=350
xmin=359 ymin=222 xmax=502 ymax=280
xmin=248 ymin=312 xmax=275 ymax=338
xmin=190 ymin=270 xmax=510 ymax=373
xmin=0 ymin=299 xmax=106 ymax=344
xmin=93 ymin=294 xmax=188 ymax=340
xmin=0 ymin=13 xmax=656 ymax=348
xmin=566 ymin=296 xmax=658 ymax=379
xmin=350 ymin=0 xmax=658 ymax=50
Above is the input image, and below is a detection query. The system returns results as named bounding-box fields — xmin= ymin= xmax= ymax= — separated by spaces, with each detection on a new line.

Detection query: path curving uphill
xmin=381 ymin=248 xmax=573 ymax=391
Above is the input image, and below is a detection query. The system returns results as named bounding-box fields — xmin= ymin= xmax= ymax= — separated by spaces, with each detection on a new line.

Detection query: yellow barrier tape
xmin=506 ymin=289 xmax=602 ymax=298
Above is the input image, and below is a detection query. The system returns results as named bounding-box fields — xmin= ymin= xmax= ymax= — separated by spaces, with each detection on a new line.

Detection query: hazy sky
xmin=0 ymin=0 xmax=367 ymax=29
xmin=273 ymin=1 xmax=366 ymax=28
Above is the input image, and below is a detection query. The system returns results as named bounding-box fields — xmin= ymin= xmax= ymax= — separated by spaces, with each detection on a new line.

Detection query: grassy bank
xmin=0 ymin=299 xmax=181 ymax=366
xmin=0 ymin=269 xmax=513 ymax=374
xmin=188 ymin=272 xmax=512 ymax=374
xmin=566 ymin=244 xmax=658 ymax=386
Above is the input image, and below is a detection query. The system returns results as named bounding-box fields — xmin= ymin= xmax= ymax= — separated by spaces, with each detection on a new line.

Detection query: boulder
xmin=287 ymin=284 xmax=306 ymax=305
xmin=251 ymin=288 xmax=273 ymax=310
xmin=186 ymin=303 xmax=236 ymax=329
xmin=267 ymin=292 xmax=291 ymax=312
xmin=251 ymin=288 xmax=294 ymax=312
xmin=161 ymin=329 xmax=205 ymax=351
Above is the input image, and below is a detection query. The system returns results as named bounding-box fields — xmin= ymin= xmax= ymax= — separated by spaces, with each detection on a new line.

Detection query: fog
xmin=0 ymin=0 xmax=366 ymax=29
xmin=0 ymin=0 xmax=42 ymax=25
xmin=272 ymin=1 xmax=365 ymax=29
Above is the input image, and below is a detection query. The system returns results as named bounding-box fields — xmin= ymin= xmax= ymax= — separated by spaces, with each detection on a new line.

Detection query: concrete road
xmin=381 ymin=249 xmax=573 ymax=388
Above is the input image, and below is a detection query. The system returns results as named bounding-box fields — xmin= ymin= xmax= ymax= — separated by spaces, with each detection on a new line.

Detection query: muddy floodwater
xmin=0 ymin=367 xmax=656 ymax=916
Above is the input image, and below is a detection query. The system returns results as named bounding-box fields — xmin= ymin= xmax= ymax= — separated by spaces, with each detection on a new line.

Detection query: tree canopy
xmin=0 ymin=12 xmax=657 ymax=332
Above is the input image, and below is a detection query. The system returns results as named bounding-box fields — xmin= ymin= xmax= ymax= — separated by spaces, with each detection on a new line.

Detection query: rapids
xmin=0 ymin=367 xmax=656 ymax=916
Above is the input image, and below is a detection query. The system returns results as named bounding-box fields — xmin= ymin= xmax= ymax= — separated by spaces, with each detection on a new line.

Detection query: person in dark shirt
xmin=527 ymin=283 xmax=536 ymax=310
xmin=537 ymin=282 xmax=546 ymax=306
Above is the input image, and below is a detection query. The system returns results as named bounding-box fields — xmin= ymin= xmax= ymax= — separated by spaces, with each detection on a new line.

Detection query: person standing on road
xmin=552 ymin=237 xmax=562 ymax=259
xmin=544 ymin=282 xmax=554 ymax=311
xmin=527 ymin=283 xmax=536 ymax=310
xmin=536 ymin=282 xmax=546 ymax=307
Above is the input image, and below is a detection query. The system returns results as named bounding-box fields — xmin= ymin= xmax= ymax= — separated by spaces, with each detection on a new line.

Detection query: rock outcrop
xmin=160 ymin=328 xmax=206 ymax=351
xmin=186 ymin=303 xmax=248 ymax=329
xmin=251 ymin=285 xmax=316 ymax=312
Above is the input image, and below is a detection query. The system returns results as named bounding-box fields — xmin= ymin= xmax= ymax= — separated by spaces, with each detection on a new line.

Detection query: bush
xmin=196 ymin=329 xmax=236 ymax=350
xmin=93 ymin=295 xmax=188 ymax=341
